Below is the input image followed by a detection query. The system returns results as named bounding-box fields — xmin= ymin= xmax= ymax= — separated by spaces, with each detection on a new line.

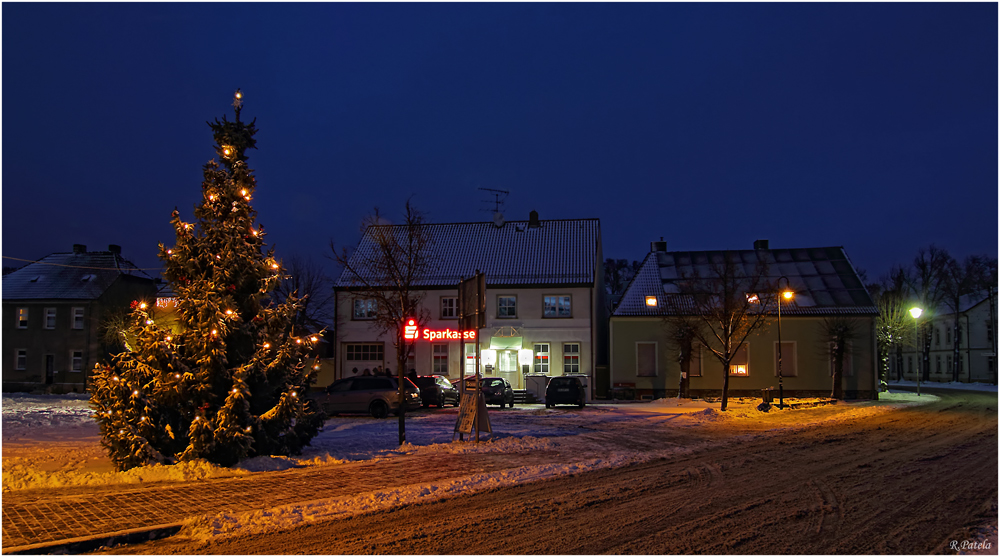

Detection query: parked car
xmin=478 ymin=377 xmax=515 ymax=408
xmin=414 ymin=375 xmax=460 ymax=408
xmin=312 ymin=376 xmax=422 ymax=418
xmin=545 ymin=376 xmax=586 ymax=408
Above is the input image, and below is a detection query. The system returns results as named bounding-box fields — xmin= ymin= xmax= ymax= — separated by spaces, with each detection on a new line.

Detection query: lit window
xmin=72 ymin=308 xmax=85 ymax=330
xmin=16 ymin=349 xmax=27 ymax=370
xmin=433 ymin=344 xmax=448 ymax=375
xmin=533 ymin=343 xmax=549 ymax=373
xmin=563 ymin=343 xmax=580 ymax=373
xmin=352 ymin=299 xmax=377 ymax=320
xmin=645 ymin=296 xmax=657 ymax=307
xmin=71 ymin=350 xmax=83 ymax=372
xmin=498 ymin=296 xmax=517 ymax=318
xmin=44 ymin=308 xmax=56 ymax=329
xmin=17 ymin=308 xmax=28 ymax=329
xmin=746 ymin=293 xmax=760 ymax=304
xmin=729 ymin=344 xmax=749 ymax=376
xmin=440 ymin=297 xmax=457 ymax=319
xmin=543 ymin=296 xmax=571 ymax=318
xmin=465 ymin=344 xmax=477 ymax=375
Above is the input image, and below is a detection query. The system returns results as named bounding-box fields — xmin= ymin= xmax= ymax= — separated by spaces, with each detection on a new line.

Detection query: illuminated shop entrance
xmin=486 ymin=334 xmax=523 ymax=390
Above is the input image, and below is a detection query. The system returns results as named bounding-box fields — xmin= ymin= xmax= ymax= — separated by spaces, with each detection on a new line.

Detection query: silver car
xmin=315 ymin=376 xmax=422 ymax=419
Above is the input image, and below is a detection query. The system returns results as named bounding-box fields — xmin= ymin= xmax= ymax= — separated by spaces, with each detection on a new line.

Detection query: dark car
xmin=312 ymin=376 xmax=422 ymax=418
xmin=479 ymin=377 xmax=515 ymax=408
xmin=414 ymin=375 xmax=460 ymax=408
xmin=545 ymin=376 xmax=586 ymax=408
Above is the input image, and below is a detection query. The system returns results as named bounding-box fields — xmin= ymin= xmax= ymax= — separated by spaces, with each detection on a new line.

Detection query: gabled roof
xmin=336 ymin=218 xmax=600 ymax=288
xmin=614 ymin=246 xmax=876 ymax=317
xmin=3 ymin=250 xmax=152 ymax=301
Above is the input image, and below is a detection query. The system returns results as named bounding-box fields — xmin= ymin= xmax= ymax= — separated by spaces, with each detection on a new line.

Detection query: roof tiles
xmin=3 ymin=252 xmax=149 ymax=300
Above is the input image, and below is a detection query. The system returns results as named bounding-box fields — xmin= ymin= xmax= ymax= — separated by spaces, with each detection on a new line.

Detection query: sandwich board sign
xmin=454 ymin=392 xmax=491 ymax=440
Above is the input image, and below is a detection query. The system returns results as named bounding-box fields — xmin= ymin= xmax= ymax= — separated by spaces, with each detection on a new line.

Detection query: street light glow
xmin=910 ymin=307 xmax=923 ymax=319
xmin=783 ymin=290 xmax=794 ymax=300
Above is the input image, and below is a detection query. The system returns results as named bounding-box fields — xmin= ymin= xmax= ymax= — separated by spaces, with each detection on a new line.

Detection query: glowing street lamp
xmin=910 ymin=307 xmax=923 ymax=396
xmin=776 ymin=276 xmax=794 ymax=409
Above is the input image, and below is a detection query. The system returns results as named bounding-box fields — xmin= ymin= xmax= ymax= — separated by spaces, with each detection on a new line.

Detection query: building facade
xmin=333 ymin=212 xmax=607 ymax=400
xmin=610 ymin=240 xmax=879 ymax=400
xmin=890 ymin=294 xmax=997 ymax=384
xmin=3 ymin=245 xmax=156 ymax=393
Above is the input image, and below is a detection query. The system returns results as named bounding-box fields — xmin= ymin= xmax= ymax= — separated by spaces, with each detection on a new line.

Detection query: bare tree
xmin=272 ymin=255 xmax=335 ymax=336
xmin=940 ymin=254 xmax=991 ymax=381
xmin=822 ymin=316 xmax=860 ymax=400
xmin=909 ymin=245 xmax=953 ymax=381
xmin=666 ymin=251 xmax=772 ymax=411
xmin=330 ymin=200 xmax=434 ymax=444
xmin=665 ymin=318 xmax=698 ymax=399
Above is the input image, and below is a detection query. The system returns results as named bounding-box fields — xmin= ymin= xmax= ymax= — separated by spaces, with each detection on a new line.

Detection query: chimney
xmin=108 ymin=244 xmax=121 ymax=255
xmin=528 ymin=210 xmax=540 ymax=228
xmin=651 ymin=237 xmax=667 ymax=253
xmin=753 ymin=239 xmax=769 ymax=250
xmin=72 ymin=244 xmax=87 ymax=254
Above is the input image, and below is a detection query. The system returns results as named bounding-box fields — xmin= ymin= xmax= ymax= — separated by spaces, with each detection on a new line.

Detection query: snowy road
xmin=100 ymin=388 xmax=997 ymax=555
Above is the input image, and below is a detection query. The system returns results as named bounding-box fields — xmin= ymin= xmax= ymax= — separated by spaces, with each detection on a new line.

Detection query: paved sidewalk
xmin=1 ymin=448 xmax=563 ymax=552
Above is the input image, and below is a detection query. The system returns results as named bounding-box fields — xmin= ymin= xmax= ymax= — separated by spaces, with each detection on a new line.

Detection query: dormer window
xmin=81 ymin=274 xmax=96 ymax=282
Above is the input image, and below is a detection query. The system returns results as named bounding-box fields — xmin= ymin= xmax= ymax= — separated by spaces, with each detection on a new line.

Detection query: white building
xmin=333 ymin=211 xmax=607 ymax=399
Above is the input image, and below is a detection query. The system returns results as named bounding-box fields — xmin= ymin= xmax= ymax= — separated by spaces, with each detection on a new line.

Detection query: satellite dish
xmin=493 ymin=212 xmax=505 ymax=227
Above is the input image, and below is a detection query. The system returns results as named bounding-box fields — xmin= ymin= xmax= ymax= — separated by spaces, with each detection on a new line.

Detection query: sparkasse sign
xmin=402 ymin=319 xmax=477 ymax=341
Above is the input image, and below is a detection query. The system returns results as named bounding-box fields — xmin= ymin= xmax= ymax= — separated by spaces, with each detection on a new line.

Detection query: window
xmin=44 ymin=308 xmax=57 ymax=329
xmin=440 ymin=297 xmax=457 ymax=319
xmin=645 ymin=296 xmax=658 ymax=307
xmin=465 ymin=344 xmax=477 ymax=375
xmin=543 ymin=295 xmax=571 ymax=318
xmin=563 ymin=343 xmax=580 ymax=373
xmin=352 ymin=299 xmax=377 ymax=320
xmin=934 ymin=328 xmax=940 ymax=346
xmin=688 ymin=344 xmax=703 ymax=377
xmin=17 ymin=308 xmax=28 ymax=329
xmin=497 ymin=296 xmax=517 ymax=318
xmin=533 ymin=343 xmax=549 ymax=373
xmin=636 ymin=342 xmax=657 ymax=377
xmin=774 ymin=341 xmax=797 ymax=377
xmin=72 ymin=307 xmax=85 ymax=330
xmin=908 ymin=356 xmax=913 ymax=373
xmin=946 ymin=327 xmax=951 ymax=345
xmin=828 ymin=342 xmax=853 ymax=377
xmin=729 ymin=344 xmax=749 ymax=376
xmin=935 ymin=355 xmax=942 ymax=373
xmin=988 ymin=321 xmax=995 ymax=346
xmin=345 ymin=343 xmax=384 ymax=361
xmin=16 ymin=349 xmax=27 ymax=370
xmin=70 ymin=350 xmax=83 ymax=372
xmin=433 ymin=344 xmax=448 ymax=375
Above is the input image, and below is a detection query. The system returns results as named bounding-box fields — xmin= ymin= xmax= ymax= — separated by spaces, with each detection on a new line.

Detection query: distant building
xmin=610 ymin=240 xmax=879 ymax=400
xmin=334 ymin=212 xmax=608 ymax=399
xmin=890 ymin=294 xmax=997 ymax=384
xmin=3 ymin=244 xmax=156 ymax=393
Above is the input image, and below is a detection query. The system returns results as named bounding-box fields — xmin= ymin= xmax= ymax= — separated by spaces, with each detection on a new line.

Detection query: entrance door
xmin=498 ymin=350 xmax=520 ymax=389
xmin=45 ymin=355 xmax=55 ymax=385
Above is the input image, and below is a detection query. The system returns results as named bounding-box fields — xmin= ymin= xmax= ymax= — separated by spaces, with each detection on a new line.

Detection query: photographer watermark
xmin=949 ymin=539 xmax=992 ymax=552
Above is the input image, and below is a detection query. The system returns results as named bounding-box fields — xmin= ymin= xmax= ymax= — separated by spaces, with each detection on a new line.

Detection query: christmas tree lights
xmin=89 ymin=90 xmax=324 ymax=471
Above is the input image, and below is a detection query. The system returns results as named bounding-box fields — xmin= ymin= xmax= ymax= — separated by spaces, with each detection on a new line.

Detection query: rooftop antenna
xmin=478 ymin=187 xmax=509 ymax=214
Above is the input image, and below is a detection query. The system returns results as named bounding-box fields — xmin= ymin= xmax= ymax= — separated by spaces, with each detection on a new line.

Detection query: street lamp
xmin=776 ymin=276 xmax=794 ymax=409
xmin=910 ymin=306 xmax=923 ymax=396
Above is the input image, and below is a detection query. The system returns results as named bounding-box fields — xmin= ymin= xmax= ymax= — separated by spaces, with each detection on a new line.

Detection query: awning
xmin=489 ymin=336 xmax=523 ymax=350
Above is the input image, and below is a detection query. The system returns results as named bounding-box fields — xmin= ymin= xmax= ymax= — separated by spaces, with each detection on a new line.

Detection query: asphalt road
xmin=106 ymin=388 xmax=997 ymax=554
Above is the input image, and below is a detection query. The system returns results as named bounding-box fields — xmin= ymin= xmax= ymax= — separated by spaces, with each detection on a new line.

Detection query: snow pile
xmin=3 ymin=458 xmax=249 ymax=491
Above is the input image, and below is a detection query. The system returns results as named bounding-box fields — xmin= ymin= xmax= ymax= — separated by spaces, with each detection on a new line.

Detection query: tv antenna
xmin=478 ymin=187 xmax=509 ymax=214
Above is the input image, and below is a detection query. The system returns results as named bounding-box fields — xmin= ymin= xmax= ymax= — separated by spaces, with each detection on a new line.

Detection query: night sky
xmin=3 ymin=3 xmax=996 ymax=283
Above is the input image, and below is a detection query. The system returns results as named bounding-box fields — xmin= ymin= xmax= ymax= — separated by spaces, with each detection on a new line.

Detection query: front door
xmin=498 ymin=350 xmax=520 ymax=389
xmin=45 ymin=355 xmax=55 ymax=385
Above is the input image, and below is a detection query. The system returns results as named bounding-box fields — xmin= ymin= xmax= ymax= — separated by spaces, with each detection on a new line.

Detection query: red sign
xmin=402 ymin=318 xmax=476 ymax=341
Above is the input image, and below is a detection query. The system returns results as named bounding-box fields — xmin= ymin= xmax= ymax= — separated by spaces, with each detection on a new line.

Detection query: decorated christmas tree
xmin=89 ymin=91 xmax=324 ymax=471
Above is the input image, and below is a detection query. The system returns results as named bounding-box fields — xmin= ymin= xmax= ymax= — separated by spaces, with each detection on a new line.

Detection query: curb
xmin=1 ymin=523 xmax=184 ymax=555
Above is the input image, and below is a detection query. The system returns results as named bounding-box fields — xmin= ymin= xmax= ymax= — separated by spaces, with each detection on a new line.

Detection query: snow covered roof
xmin=336 ymin=218 xmax=600 ymax=288
xmin=614 ymin=246 xmax=876 ymax=317
xmin=2 ymin=248 xmax=152 ymax=301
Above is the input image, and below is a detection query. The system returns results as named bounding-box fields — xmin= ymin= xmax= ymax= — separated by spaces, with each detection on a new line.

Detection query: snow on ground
xmin=887 ymin=379 xmax=998 ymax=392
xmin=3 ymin=390 xmax=938 ymax=496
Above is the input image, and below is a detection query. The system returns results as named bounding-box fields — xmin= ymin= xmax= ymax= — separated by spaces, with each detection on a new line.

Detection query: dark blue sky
xmin=3 ymin=3 xmax=996 ymax=282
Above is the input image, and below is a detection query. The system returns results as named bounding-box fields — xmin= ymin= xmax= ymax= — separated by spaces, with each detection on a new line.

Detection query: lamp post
xmin=910 ymin=307 xmax=923 ymax=396
xmin=776 ymin=276 xmax=794 ymax=409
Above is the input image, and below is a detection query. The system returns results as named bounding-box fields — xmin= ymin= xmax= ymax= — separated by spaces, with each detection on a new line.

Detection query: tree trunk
xmin=720 ymin=357 xmax=731 ymax=411
xmin=832 ymin=343 xmax=845 ymax=400
xmin=895 ymin=344 xmax=904 ymax=381
xmin=677 ymin=341 xmax=690 ymax=399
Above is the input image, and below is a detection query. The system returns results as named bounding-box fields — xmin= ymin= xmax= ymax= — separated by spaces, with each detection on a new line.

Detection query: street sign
xmin=454 ymin=392 xmax=491 ymax=439
xmin=458 ymin=273 xmax=486 ymax=330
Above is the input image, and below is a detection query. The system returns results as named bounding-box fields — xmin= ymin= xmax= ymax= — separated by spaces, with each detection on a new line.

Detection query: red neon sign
xmin=403 ymin=319 xmax=419 ymax=340
xmin=401 ymin=318 xmax=476 ymax=341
